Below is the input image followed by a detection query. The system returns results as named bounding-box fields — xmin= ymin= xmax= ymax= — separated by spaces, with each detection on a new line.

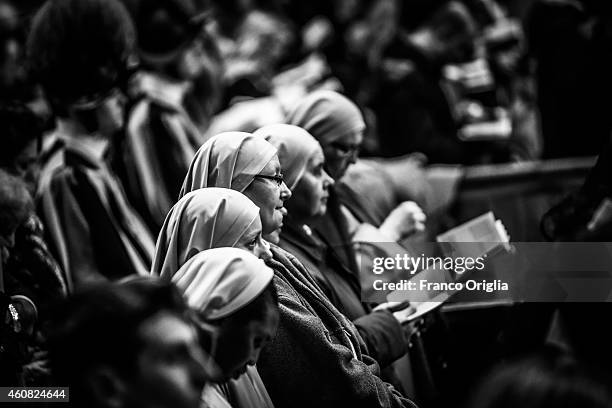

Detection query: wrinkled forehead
xmin=259 ymin=155 xmax=281 ymax=174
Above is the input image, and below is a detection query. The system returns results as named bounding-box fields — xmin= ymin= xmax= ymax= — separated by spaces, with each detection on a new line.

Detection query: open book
xmin=388 ymin=212 xmax=511 ymax=323
xmin=436 ymin=211 xmax=511 ymax=258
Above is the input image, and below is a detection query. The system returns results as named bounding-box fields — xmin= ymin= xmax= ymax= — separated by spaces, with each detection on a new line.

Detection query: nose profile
xmin=280 ymin=181 xmax=292 ymax=200
xmin=323 ymin=170 xmax=334 ymax=189
xmin=255 ymin=238 xmax=273 ymax=261
xmin=249 ymin=347 xmax=262 ymax=366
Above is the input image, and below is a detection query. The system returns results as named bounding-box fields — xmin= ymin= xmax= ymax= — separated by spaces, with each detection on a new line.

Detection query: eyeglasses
xmin=254 ymin=173 xmax=284 ymax=187
xmin=328 ymin=142 xmax=360 ymax=157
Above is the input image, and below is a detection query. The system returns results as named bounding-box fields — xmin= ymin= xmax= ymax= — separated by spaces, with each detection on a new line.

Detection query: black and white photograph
xmin=2 ymin=0 xmax=612 ymax=407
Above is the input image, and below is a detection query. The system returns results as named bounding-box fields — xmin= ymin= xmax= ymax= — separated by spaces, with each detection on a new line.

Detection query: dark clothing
xmin=527 ymin=0 xmax=612 ymax=158
xmin=116 ymin=72 xmax=203 ymax=232
xmin=371 ymin=43 xmax=467 ymax=162
xmin=4 ymin=214 xmax=67 ymax=314
xmin=281 ymin=193 xmax=406 ymax=367
xmin=37 ymin=134 xmax=155 ymax=290
xmin=335 ymin=161 xmax=399 ymax=227
xmin=257 ymin=245 xmax=418 ymax=408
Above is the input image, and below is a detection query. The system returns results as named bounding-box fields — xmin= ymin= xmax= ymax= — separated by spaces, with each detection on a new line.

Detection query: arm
xmin=257 ymin=277 xmax=418 ymax=408
xmin=353 ymin=310 xmax=407 ymax=367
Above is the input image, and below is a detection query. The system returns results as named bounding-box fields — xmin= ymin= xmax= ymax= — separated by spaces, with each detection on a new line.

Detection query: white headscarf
xmin=172 ymin=247 xmax=274 ymax=320
xmin=253 ymin=124 xmax=322 ymax=190
xmin=151 ymin=188 xmax=260 ymax=280
xmin=285 ymin=90 xmax=366 ymax=145
xmin=179 ymin=131 xmax=278 ymax=198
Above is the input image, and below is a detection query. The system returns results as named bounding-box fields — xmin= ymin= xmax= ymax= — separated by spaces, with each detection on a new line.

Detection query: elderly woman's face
xmin=234 ymin=216 xmax=272 ymax=261
xmin=286 ymin=148 xmax=334 ymax=221
xmin=321 ymin=129 xmax=363 ymax=181
xmin=243 ymin=156 xmax=291 ymax=244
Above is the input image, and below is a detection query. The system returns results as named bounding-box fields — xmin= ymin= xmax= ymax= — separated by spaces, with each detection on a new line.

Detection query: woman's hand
xmin=379 ymin=201 xmax=426 ymax=241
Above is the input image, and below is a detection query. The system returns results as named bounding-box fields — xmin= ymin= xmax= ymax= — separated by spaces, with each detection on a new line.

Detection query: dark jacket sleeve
xmin=258 ymin=277 xmax=418 ymax=408
xmin=354 ymin=310 xmax=407 ymax=368
xmin=39 ymin=169 xmax=138 ymax=288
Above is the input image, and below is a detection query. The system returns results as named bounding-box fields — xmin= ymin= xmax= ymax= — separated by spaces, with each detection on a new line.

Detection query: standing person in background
xmin=27 ymin=0 xmax=155 ymax=288
xmin=116 ymin=0 xmax=211 ymax=232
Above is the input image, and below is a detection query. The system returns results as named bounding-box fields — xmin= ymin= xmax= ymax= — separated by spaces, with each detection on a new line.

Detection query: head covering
xmin=285 ymin=90 xmax=366 ymax=145
xmin=253 ymin=124 xmax=321 ymax=190
xmin=172 ymin=247 xmax=274 ymax=320
xmin=179 ymin=132 xmax=278 ymax=198
xmin=151 ymin=188 xmax=260 ymax=279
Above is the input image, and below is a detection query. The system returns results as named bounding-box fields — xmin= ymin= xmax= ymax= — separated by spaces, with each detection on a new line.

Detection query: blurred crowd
xmin=2 ymin=0 xmax=612 ymax=407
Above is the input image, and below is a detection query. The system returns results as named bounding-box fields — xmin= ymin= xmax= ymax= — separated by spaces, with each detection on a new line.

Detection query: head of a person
xmin=0 ymin=103 xmax=43 ymax=195
xmin=151 ymin=187 xmax=272 ymax=279
xmin=120 ymin=0 xmax=210 ymax=81
xmin=172 ymin=248 xmax=279 ymax=382
xmin=0 ymin=169 xmax=32 ymax=258
xmin=412 ymin=1 xmax=478 ymax=65
xmin=469 ymin=351 xmax=612 ymax=408
xmin=0 ymin=0 xmax=30 ymax=99
xmin=47 ymin=278 xmax=209 ymax=408
xmin=179 ymin=131 xmax=291 ymax=243
xmin=254 ymin=124 xmax=334 ymax=223
xmin=234 ymin=10 xmax=294 ymax=73
xmin=27 ymin=0 xmax=135 ymax=137
xmin=286 ymin=90 xmax=365 ymax=181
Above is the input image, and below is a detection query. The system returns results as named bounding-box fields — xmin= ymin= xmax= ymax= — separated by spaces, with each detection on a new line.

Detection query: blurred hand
xmin=302 ymin=17 xmax=333 ymax=51
xmin=372 ymin=301 xmax=413 ymax=313
xmin=380 ymin=201 xmax=426 ymax=241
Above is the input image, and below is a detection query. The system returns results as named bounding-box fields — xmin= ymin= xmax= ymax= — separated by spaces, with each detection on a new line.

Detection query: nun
xmin=171 ymin=248 xmax=279 ymax=408
xmin=256 ymin=124 xmax=409 ymax=371
xmin=152 ymin=188 xmax=274 ymax=408
xmin=172 ymin=132 xmax=418 ymax=408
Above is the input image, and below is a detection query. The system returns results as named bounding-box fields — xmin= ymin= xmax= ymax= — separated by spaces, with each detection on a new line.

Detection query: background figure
xmin=116 ymin=0 xmax=210 ymax=232
xmin=0 ymin=169 xmax=38 ymax=385
xmin=28 ymin=0 xmax=155 ymax=288
xmin=526 ymin=0 xmax=612 ymax=159
xmin=0 ymin=104 xmax=67 ymax=303
xmin=47 ymin=278 xmax=210 ymax=408
xmin=468 ymin=350 xmax=612 ymax=408
xmin=171 ymin=248 xmax=279 ymax=408
xmin=0 ymin=0 xmax=29 ymax=101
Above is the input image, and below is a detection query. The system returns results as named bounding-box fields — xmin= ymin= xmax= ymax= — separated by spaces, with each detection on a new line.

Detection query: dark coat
xmin=279 ymin=220 xmax=406 ymax=367
xmin=257 ymin=245 xmax=418 ymax=408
